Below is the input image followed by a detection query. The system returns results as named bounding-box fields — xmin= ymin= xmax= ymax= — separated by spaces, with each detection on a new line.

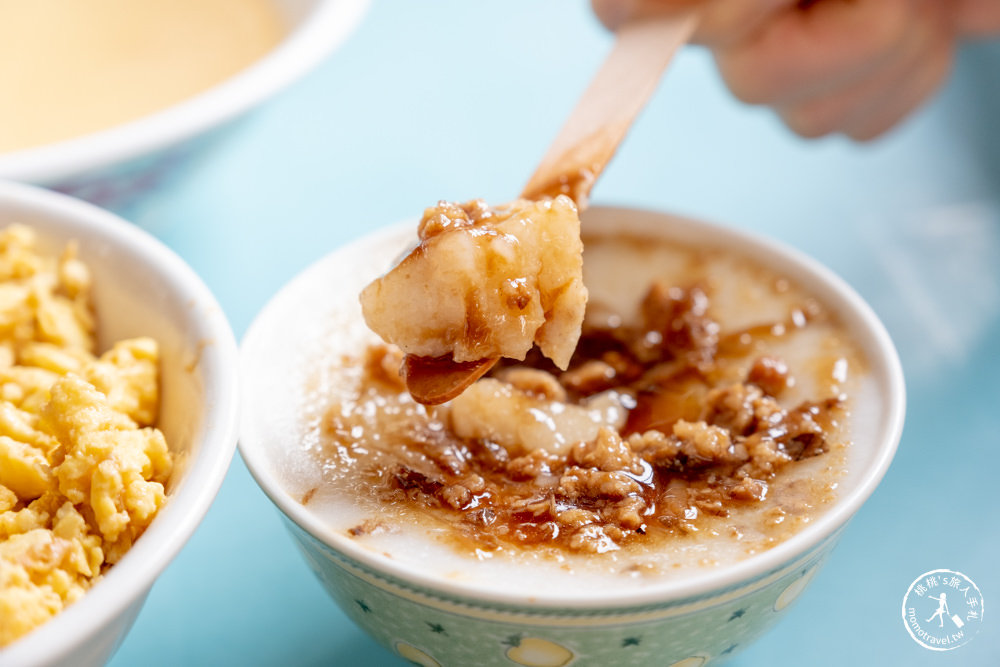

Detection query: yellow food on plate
xmin=360 ymin=196 xmax=588 ymax=370
xmin=0 ymin=224 xmax=171 ymax=647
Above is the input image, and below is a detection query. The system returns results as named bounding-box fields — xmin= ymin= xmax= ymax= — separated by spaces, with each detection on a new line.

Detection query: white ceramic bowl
xmin=0 ymin=181 xmax=241 ymax=667
xmin=0 ymin=0 xmax=370 ymax=211
xmin=240 ymin=206 xmax=905 ymax=666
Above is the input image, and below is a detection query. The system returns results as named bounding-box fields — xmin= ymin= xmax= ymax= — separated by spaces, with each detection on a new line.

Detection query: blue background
xmin=105 ymin=1 xmax=999 ymax=665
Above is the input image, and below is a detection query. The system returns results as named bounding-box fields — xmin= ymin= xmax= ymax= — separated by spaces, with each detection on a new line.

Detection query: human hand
xmin=592 ymin=0 xmax=1000 ymax=140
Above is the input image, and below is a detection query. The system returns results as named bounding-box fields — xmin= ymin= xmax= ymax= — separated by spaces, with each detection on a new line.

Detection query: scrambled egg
xmin=0 ymin=224 xmax=171 ymax=647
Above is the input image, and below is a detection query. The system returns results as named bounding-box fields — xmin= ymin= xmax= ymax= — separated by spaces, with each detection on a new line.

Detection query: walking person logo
xmin=902 ymin=569 xmax=984 ymax=650
xmin=926 ymin=592 xmax=951 ymax=628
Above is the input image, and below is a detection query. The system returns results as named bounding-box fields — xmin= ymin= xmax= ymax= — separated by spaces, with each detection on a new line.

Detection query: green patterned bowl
xmin=239 ymin=206 xmax=905 ymax=666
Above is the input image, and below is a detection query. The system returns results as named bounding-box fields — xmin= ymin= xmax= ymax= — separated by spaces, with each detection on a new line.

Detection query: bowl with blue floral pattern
xmin=239 ymin=204 xmax=905 ymax=666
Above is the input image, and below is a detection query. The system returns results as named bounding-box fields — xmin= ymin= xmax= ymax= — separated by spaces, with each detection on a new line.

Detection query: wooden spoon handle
xmin=405 ymin=15 xmax=696 ymax=406
xmin=521 ymin=12 xmax=698 ymax=206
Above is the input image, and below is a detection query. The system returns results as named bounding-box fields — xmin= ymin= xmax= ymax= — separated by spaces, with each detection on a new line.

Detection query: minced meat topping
xmin=317 ymin=273 xmax=849 ymax=556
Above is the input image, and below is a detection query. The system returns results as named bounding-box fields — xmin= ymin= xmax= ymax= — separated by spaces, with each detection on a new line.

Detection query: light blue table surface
xmin=104 ymin=1 xmax=998 ymax=665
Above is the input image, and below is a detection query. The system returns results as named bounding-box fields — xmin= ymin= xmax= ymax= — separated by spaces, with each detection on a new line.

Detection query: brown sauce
xmin=311 ymin=236 xmax=862 ymax=558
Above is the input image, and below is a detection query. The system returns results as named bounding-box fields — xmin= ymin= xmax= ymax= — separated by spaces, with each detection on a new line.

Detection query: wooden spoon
xmin=521 ymin=11 xmax=698 ymax=207
xmin=404 ymin=12 xmax=698 ymax=406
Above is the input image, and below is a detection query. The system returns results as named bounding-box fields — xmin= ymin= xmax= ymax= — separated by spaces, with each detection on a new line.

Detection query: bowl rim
xmin=239 ymin=204 xmax=906 ymax=609
xmin=0 ymin=181 xmax=241 ymax=663
xmin=0 ymin=0 xmax=372 ymax=184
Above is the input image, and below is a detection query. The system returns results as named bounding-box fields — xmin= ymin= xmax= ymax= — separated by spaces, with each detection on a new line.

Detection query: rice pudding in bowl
xmin=0 ymin=0 xmax=286 ymax=155
xmin=0 ymin=0 xmax=370 ymax=210
xmin=239 ymin=205 xmax=905 ymax=666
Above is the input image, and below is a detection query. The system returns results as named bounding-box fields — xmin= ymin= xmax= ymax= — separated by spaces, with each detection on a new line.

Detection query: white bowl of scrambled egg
xmin=0 ymin=0 xmax=370 ymax=211
xmin=0 ymin=181 xmax=240 ymax=666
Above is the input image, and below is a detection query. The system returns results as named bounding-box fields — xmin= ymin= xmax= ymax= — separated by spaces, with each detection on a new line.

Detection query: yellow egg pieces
xmin=0 ymin=224 xmax=171 ymax=647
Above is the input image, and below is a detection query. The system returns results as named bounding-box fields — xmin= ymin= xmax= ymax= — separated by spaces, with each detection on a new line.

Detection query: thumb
xmin=954 ymin=0 xmax=1000 ymax=37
